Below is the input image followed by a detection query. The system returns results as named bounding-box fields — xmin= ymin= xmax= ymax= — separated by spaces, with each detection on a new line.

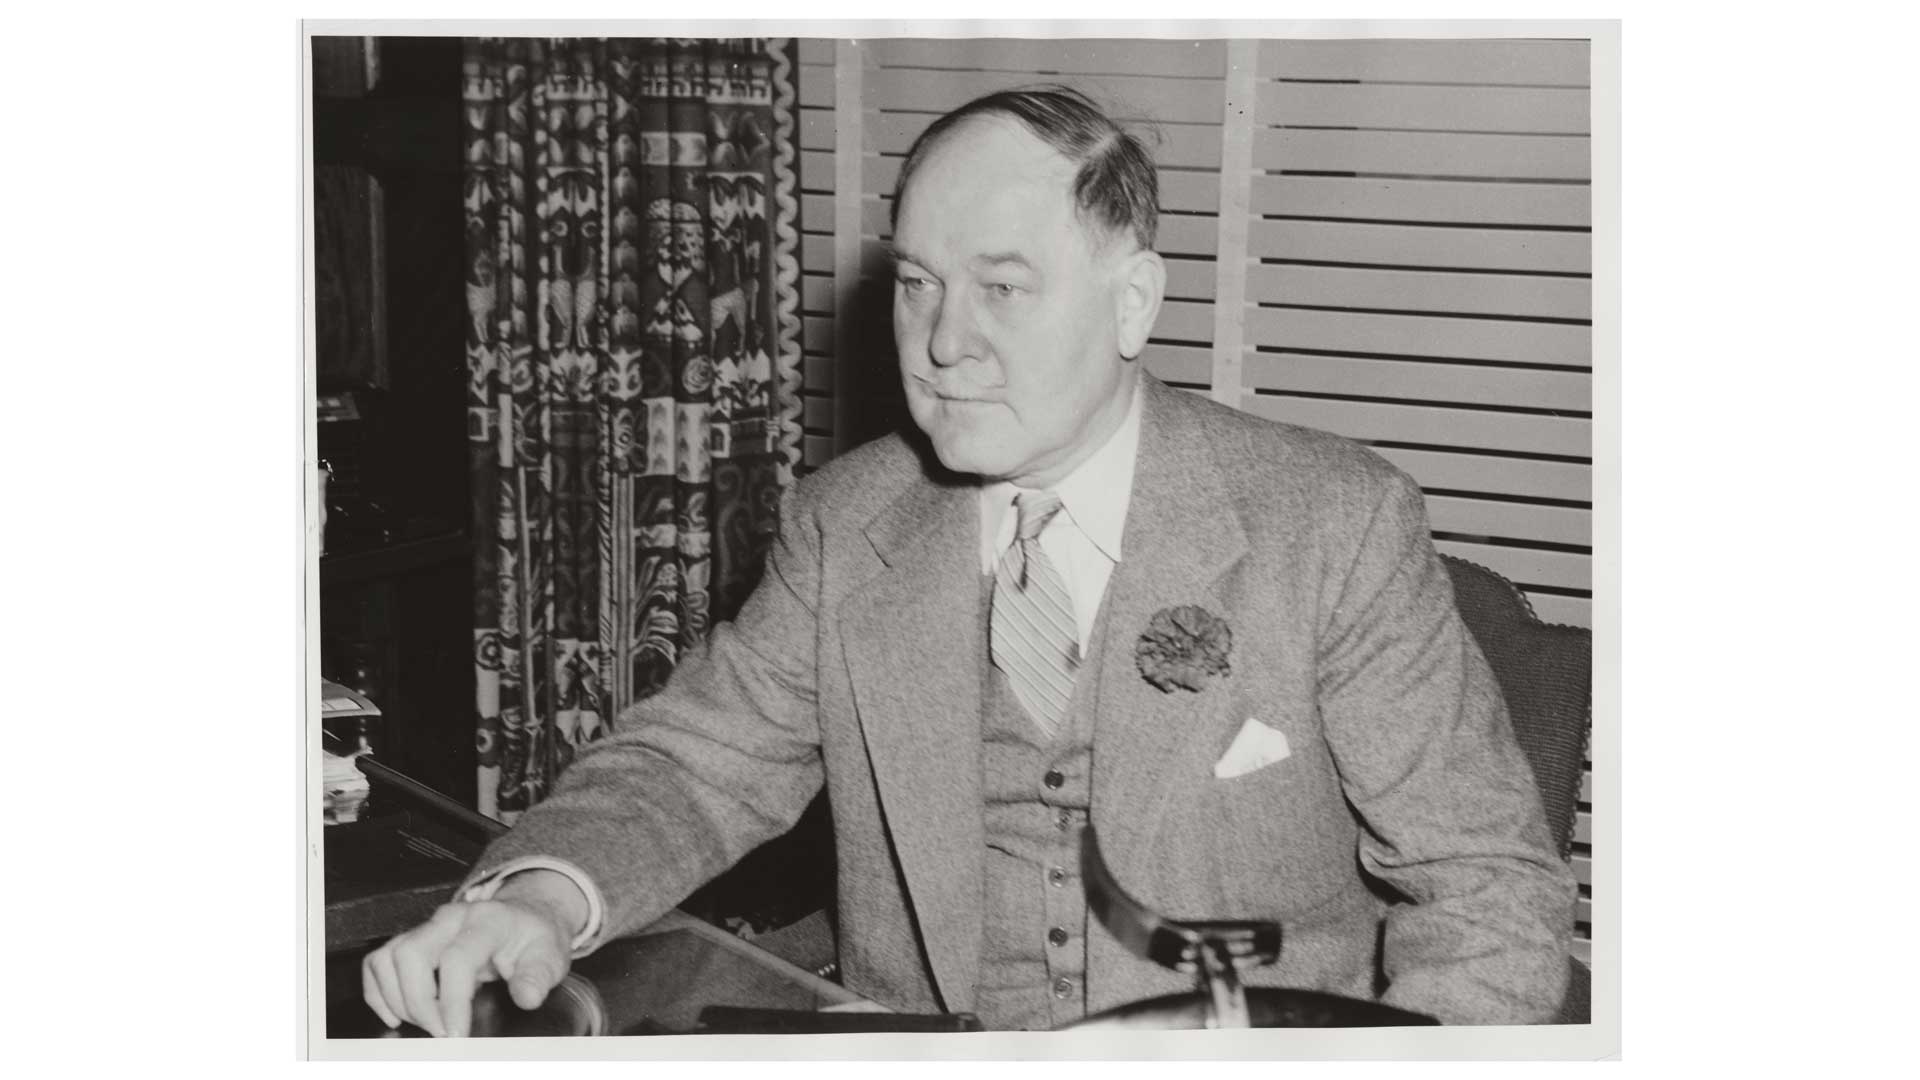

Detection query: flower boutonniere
xmin=1135 ymin=605 xmax=1232 ymax=693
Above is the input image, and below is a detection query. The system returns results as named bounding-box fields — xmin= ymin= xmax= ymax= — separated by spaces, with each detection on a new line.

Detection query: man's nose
xmin=927 ymin=290 xmax=976 ymax=368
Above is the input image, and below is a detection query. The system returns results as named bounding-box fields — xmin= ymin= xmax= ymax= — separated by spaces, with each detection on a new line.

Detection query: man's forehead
xmin=895 ymin=117 xmax=1082 ymax=261
xmin=910 ymin=117 xmax=1082 ymax=197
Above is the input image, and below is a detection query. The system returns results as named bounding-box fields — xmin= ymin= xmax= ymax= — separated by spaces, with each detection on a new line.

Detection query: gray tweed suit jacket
xmin=466 ymin=375 xmax=1577 ymax=1025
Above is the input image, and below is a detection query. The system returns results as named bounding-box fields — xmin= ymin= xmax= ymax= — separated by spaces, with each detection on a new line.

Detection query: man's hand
xmin=360 ymin=869 xmax=588 ymax=1037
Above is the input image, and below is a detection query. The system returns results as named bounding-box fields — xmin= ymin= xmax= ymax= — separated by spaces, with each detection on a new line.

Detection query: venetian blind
xmin=793 ymin=36 xmax=1594 ymax=962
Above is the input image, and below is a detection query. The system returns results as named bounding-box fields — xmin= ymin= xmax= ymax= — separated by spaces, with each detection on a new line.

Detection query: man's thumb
xmin=504 ymin=950 xmax=564 ymax=1010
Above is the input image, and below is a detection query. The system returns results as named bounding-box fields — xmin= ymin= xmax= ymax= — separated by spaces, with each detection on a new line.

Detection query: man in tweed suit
xmin=364 ymin=88 xmax=1576 ymax=1035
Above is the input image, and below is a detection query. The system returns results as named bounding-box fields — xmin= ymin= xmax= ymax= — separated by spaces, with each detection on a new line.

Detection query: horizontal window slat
xmin=799 ymin=107 xmax=833 ymax=151
xmin=1163 ymin=258 xmax=1218 ymax=300
xmin=1581 ymin=769 xmax=1591 ymax=804
xmin=799 ymin=193 xmax=834 ymax=237
xmin=798 ymin=64 xmax=835 ymax=109
xmin=1244 ymin=393 xmax=1591 ymax=457
xmin=1571 ymin=936 xmax=1590 ymax=963
xmin=801 ymin=275 xmax=834 ymax=315
xmin=1245 ymin=352 xmax=1592 ymax=412
xmin=1257 ymin=81 xmax=1590 ymax=134
xmin=800 ymin=149 xmax=836 ymax=193
xmin=803 ymin=352 xmax=832 ymax=393
xmin=797 ymin=39 xmax=834 ymax=67
xmin=1525 ymin=591 xmax=1591 ymax=628
xmin=1576 ymin=895 xmax=1591 ymax=926
xmin=1246 ymin=306 xmax=1590 ymax=367
xmin=1153 ymin=215 xmax=1217 ymax=257
xmin=1432 ymin=539 xmax=1590 ymax=592
xmin=863 ymin=68 xmax=1223 ymax=125
xmin=858 ymin=197 xmax=890 ymax=237
xmin=803 ymin=433 xmax=835 ymax=465
xmin=1249 ymin=263 xmax=1591 ymax=320
xmin=1159 ymin=170 xmax=1222 ymax=213
xmin=1572 ymin=852 xmax=1591 ymax=886
xmin=803 ymin=316 xmax=833 ymax=354
xmin=1253 ymin=174 xmax=1589 ymax=228
xmin=1251 ymin=219 xmax=1590 ymax=274
xmin=1140 ymin=126 xmax=1227 ymax=170
xmin=803 ymin=233 xmax=833 ymax=272
xmin=1258 ymin=39 xmax=1590 ymax=87
xmin=1254 ymin=128 xmax=1590 ymax=181
xmin=1142 ymin=343 xmax=1213 ymax=385
xmin=803 ymin=393 xmax=833 ymax=431
xmin=1374 ymin=446 xmax=1591 ymax=503
xmin=866 ymin=38 xmax=1228 ymax=78
xmin=1153 ymin=300 xmax=1215 ymax=344
xmin=1427 ymin=495 xmax=1590 ymax=547
xmin=1575 ymin=809 xmax=1592 ymax=846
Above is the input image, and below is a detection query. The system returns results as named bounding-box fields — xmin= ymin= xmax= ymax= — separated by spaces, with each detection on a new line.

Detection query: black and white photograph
xmin=303 ymin=20 xmax=1615 ymax=1058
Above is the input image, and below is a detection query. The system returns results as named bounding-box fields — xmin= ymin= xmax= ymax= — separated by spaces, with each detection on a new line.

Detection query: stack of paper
xmin=324 ymin=748 xmax=371 ymax=825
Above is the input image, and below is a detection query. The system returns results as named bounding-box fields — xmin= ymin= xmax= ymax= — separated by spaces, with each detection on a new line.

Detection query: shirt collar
xmin=979 ymin=378 xmax=1143 ymax=568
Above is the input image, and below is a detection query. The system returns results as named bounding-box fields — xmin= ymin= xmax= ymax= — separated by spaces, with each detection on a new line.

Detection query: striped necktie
xmin=990 ymin=490 xmax=1079 ymax=739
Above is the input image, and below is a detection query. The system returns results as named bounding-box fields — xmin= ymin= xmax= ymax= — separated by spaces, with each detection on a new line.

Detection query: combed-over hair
xmin=888 ymin=85 xmax=1159 ymax=252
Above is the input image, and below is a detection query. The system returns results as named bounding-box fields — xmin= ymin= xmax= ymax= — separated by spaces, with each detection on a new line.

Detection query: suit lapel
xmin=1091 ymin=378 xmax=1250 ymax=893
xmin=839 ymin=472 xmax=986 ymax=1012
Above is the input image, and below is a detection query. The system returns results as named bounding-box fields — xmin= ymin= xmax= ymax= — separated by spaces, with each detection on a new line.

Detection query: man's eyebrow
xmin=972 ymin=252 xmax=1034 ymax=270
xmin=888 ymin=244 xmax=926 ymax=268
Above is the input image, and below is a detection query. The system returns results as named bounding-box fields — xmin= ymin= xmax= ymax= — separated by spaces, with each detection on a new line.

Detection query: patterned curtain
xmin=462 ymin=38 xmax=804 ymax=821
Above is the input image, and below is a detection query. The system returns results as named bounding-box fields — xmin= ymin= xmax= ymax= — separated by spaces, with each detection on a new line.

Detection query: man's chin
xmin=924 ymin=432 xmax=1019 ymax=482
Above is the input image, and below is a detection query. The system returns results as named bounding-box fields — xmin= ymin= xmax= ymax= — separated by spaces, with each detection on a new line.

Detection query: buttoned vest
xmin=974 ymin=574 xmax=1116 ymax=1031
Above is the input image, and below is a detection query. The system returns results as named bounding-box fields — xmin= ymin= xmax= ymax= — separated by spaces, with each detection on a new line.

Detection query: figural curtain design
xmin=463 ymin=38 xmax=804 ymax=820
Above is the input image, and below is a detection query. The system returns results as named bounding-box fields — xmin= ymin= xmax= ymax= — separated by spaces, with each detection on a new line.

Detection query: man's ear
xmin=1114 ymin=248 xmax=1166 ymax=361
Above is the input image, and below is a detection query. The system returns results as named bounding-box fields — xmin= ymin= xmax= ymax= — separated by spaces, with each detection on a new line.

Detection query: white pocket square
xmin=1213 ymin=718 xmax=1292 ymax=780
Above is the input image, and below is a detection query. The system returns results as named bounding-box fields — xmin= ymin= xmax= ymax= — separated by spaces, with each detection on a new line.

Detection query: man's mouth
xmin=910 ymin=373 xmax=1002 ymax=405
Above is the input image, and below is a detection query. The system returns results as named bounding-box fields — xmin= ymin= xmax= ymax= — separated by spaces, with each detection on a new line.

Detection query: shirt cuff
xmin=460 ymin=855 xmax=606 ymax=955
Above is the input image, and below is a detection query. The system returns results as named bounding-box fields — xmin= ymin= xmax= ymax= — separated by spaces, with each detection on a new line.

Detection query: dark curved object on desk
xmin=1066 ymin=988 xmax=1437 ymax=1030
xmin=1081 ymin=826 xmax=1279 ymax=975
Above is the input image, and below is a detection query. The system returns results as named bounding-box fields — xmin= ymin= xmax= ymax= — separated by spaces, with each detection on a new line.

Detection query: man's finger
xmin=390 ymin=935 xmax=448 ymax=1037
xmin=366 ymin=945 xmax=417 ymax=1030
xmin=385 ymin=905 xmax=474 ymax=1036
xmin=434 ymin=930 xmax=494 ymax=1039
xmin=360 ymin=951 xmax=402 ymax=1030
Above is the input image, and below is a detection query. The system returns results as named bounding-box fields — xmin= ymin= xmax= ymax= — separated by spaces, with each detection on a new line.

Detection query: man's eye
xmin=897 ymin=275 xmax=933 ymax=293
xmin=987 ymin=283 xmax=1021 ymax=298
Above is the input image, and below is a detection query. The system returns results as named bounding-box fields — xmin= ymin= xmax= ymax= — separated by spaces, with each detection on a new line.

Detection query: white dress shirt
xmin=978 ymin=379 xmax=1143 ymax=652
xmin=469 ymin=380 xmax=1145 ymax=951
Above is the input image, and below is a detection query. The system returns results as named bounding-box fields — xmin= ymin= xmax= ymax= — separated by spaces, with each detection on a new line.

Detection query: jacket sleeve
xmin=1315 ymin=469 xmax=1578 ymax=1025
xmin=460 ymin=482 xmax=829 ymax=952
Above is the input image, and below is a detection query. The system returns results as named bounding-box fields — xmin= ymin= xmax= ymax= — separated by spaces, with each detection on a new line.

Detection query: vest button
xmin=1048 ymin=866 xmax=1068 ymax=887
xmin=1055 ymin=808 xmax=1073 ymax=831
xmin=1052 ymin=976 xmax=1074 ymax=999
xmin=1048 ymin=926 xmax=1069 ymax=947
xmin=1043 ymin=769 xmax=1065 ymax=789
